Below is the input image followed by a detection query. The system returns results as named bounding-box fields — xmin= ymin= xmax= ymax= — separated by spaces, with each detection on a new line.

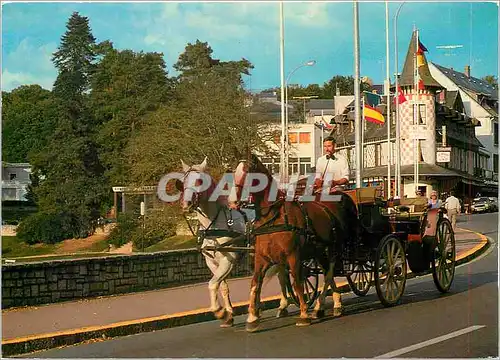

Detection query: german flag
xmin=363 ymin=104 xmax=385 ymax=125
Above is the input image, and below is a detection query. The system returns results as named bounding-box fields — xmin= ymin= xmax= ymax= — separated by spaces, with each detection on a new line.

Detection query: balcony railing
xmin=1 ymin=180 xmax=30 ymax=187
xmin=473 ymin=168 xmax=498 ymax=181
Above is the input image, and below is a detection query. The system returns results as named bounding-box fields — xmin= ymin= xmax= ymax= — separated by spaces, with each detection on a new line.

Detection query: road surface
xmin=32 ymin=213 xmax=498 ymax=358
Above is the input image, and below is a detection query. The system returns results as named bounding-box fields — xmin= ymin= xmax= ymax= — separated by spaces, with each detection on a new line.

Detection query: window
xmin=412 ymin=104 xmax=426 ymax=125
xmin=9 ymin=173 xmax=16 ymax=180
xmin=494 ymin=154 xmax=499 ymax=174
xmin=299 ymin=132 xmax=311 ymax=143
xmin=375 ymin=144 xmax=381 ymax=166
xmin=419 ymin=104 xmax=426 ymax=125
xmin=288 ymin=133 xmax=298 ymax=143
xmin=494 ymin=122 xmax=498 ymax=146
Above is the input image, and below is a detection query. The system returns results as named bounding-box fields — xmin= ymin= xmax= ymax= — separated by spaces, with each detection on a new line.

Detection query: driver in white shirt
xmin=314 ymin=136 xmax=350 ymax=193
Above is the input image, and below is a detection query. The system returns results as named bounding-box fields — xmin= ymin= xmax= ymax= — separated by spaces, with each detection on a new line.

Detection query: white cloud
xmin=2 ymin=38 xmax=57 ymax=90
xmin=139 ymin=2 xmax=337 ymax=50
xmin=285 ymin=3 xmax=332 ymax=28
xmin=2 ymin=68 xmax=53 ymax=91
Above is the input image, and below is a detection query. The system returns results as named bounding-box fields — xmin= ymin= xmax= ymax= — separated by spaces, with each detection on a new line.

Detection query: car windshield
xmin=473 ymin=197 xmax=489 ymax=204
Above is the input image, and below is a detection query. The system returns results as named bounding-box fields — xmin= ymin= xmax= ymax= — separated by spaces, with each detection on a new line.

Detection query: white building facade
xmin=2 ymin=163 xmax=32 ymax=201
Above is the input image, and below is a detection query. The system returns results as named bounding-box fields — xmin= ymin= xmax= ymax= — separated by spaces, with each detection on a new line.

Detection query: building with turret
xmin=332 ymin=30 xmax=491 ymax=201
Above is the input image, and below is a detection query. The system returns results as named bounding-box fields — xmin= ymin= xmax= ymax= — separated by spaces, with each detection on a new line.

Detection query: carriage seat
xmin=343 ymin=187 xmax=380 ymax=207
xmin=397 ymin=197 xmax=428 ymax=213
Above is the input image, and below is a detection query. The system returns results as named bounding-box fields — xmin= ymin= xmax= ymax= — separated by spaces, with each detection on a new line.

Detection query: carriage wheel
xmin=374 ymin=235 xmax=407 ymax=307
xmin=347 ymin=261 xmax=373 ymax=296
xmin=285 ymin=258 xmax=321 ymax=309
xmin=432 ymin=218 xmax=456 ymax=293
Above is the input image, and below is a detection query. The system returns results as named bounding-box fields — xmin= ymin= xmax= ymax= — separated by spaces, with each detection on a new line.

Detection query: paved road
xmin=32 ymin=213 xmax=498 ymax=358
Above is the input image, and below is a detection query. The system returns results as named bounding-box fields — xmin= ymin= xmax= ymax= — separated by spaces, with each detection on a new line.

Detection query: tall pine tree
xmin=24 ymin=12 xmax=110 ymax=242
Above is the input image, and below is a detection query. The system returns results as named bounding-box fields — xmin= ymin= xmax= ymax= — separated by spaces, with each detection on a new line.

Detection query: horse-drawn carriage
xmin=282 ymin=186 xmax=456 ymax=309
xmin=200 ymin=186 xmax=456 ymax=310
xmin=177 ymin=156 xmax=456 ymax=331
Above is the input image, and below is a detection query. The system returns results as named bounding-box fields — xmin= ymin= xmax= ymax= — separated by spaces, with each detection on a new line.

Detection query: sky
xmin=1 ymin=1 xmax=498 ymax=93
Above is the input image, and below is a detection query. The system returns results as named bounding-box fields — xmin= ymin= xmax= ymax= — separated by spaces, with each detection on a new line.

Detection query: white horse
xmin=178 ymin=158 xmax=290 ymax=327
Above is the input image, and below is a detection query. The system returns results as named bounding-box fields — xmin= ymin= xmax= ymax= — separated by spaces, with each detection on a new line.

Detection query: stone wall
xmin=1 ymin=249 xmax=253 ymax=309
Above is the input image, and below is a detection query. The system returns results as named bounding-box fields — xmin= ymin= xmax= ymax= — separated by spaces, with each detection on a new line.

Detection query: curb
xmin=2 ymin=231 xmax=491 ymax=357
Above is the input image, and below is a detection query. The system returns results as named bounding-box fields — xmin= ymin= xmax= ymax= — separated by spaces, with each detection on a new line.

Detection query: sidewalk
xmin=1 ymin=227 xmax=489 ymax=356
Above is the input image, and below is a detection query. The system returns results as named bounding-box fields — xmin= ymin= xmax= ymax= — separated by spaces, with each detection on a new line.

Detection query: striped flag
xmin=363 ymin=91 xmax=385 ymax=125
xmin=363 ymin=104 xmax=385 ymax=125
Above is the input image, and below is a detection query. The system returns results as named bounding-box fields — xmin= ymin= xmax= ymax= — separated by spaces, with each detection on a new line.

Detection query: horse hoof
xmin=296 ymin=317 xmax=312 ymax=327
xmin=333 ymin=307 xmax=342 ymax=318
xmin=276 ymin=308 xmax=289 ymax=318
xmin=220 ymin=315 xmax=234 ymax=328
xmin=214 ymin=308 xmax=226 ymax=320
xmin=246 ymin=320 xmax=260 ymax=333
xmin=311 ymin=310 xmax=325 ymax=319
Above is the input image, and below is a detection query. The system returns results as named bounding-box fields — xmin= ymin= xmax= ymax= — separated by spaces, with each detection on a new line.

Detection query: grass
xmin=143 ymin=235 xmax=197 ymax=252
xmin=1 ymin=236 xmax=58 ymax=258
xmin=1 ymin=233 xmax=198 ymax=263
xmin=1 ymin=235 xmax=111 ymax=259
xmin=4 ymin=253 xmax=125 ymax=264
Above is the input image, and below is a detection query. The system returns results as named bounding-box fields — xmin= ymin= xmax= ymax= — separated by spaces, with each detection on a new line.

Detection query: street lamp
xmin=284 ymin=60 xmax=316 ymax=180
xmin=394 ymin=1 xmax=406 ymax=198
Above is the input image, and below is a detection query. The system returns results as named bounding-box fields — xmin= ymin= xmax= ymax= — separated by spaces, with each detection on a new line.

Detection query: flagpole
xmin=361 ymin=95 xmax=365 ymax=180
xmin=385 ymin=0 xmax=391 ymax=199
xmin=279 ymin=1 xmax=286 ymax=185
xmin=394 ymin=2 xmax=405 ymax=198
xmin=354 ymin=0 xmax=362 ymax=188
xmin=416 ymin=28 xmax=420 ymax=194
xmin=413 ymin=26 xmax=418 ymax=194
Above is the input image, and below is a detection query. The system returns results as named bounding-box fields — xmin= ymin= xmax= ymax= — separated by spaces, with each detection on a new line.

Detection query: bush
xmin=16 ymin=212 xmax=74 ymax=244
xmin=107 ymin=205 xmax=181 ymax=250
xmin=106 ymin=213 xmax=139 ymax=248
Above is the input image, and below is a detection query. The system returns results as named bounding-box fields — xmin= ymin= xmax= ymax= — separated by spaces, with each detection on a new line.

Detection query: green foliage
xmin=23 ymin=11 xmax=110 ymax=243
xmin=107 ymin=206 xmax=180 ymax=250
xmin=52 ymin=12 xmax=97 ymax=103
xmin=174 ymin=39 xmax=253 ymax=86
xmin=1 ymin=236 xmax=58 ymax=258
xmin=2 ymin=204 xmax=37 ymax=225
xmin=126 ymin=71 xmax=275 ymax=184
xmin=1 ymin=85 xmax=58 ymax=163
xmin=481 ymin=75 xmax=498 ymax=89
xmin=107 ymin=213 xmax=139 ymax=247
xmin=90 ymin=47 xmax=173 ymax=185
xmin=16 ymin=212 xmax=75 ymax=244
xmin=143 ymin=235 xmax=197 ymax=252
xmin=270 ymin=75 xmax=373 ymax=100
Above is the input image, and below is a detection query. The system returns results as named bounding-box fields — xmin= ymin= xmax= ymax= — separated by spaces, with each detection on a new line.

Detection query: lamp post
xmin=279 ymin=1 xmax=286 ymax=185
xmin=354 ymin=0 xmax=361 ymax=188
xmin=284 ymin=60 xmax=316 ymax=180
xmin=394 ymin=1 xmax=406 ymax=197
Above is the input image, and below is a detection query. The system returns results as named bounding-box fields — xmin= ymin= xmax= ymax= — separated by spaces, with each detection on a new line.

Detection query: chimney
xmin=465 ymin=65 xmax=471 ymax=78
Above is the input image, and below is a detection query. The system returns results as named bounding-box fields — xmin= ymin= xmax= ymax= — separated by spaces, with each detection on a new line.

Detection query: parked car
xmin=471 ymin=197 xmax=494 ymax=213
xmin=488 ymin=197 xmax=498 ymax=212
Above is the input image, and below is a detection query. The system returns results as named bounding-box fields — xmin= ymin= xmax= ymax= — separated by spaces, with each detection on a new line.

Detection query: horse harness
xmin=184 ymin=203 xmax=249 ymax=259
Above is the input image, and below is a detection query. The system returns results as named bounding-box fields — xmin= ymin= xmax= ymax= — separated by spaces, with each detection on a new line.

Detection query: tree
xmin=24 ymin=12 xmax=109 ymax=242
xmin=126 ymin=66 xmax=274 ymax=185
xmin=1 ymin=85 xmax=58 ymax=163
xmin=174 ymin=40 xmax=253 ymax=86
xmin=321 ymin=75 xmax=372 ymax=98
xmin=52 ymin=12 xmax=98 ymax=122
xmin=90 ymin=47 xmax=173 ymax=184
xmin=482 ymin=75 xmax=498 ymax=89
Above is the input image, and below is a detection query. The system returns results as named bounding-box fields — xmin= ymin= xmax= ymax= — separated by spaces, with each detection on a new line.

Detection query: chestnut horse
xmin=176 ymin=158 xmax=291 ymax=327
xmin=231 ymin=153 xmax=356 ymax=332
